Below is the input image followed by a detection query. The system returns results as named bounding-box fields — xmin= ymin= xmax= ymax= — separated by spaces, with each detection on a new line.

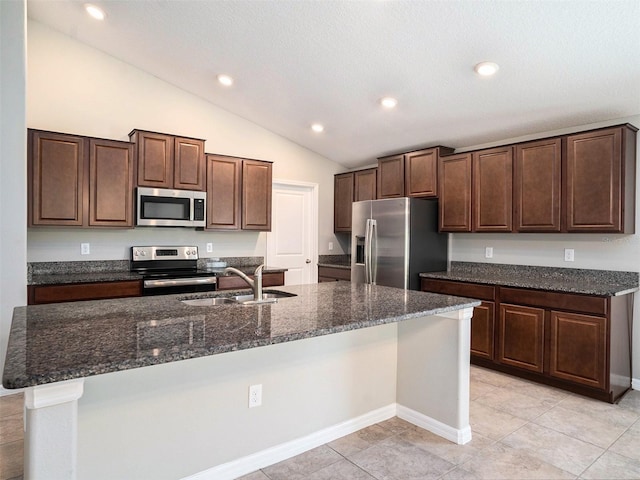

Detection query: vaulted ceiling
xmin=27 ymin=0 xmax=640 ymax=168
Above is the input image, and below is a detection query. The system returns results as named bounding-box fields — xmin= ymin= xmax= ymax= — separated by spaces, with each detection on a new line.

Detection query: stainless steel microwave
xmin=136 ymin=187 xmax=206 ymax=227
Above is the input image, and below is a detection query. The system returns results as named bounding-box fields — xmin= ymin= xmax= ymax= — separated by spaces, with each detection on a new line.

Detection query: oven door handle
xmin=143 ymin=277 xmax=218 ymax=288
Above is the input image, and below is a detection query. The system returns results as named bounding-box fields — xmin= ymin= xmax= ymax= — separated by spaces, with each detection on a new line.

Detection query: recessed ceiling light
xmin=474 ymin=62 xmax=499 ymax=76
xmin=84 ymin=3 xmax=106 ymax=20
xmin=380 ymin=97 xmax=398 ymax=109
xmin=311 ymin=123 xmax=324 ymax=133
xmin=217 ymin=74 xmax=234 ymax=87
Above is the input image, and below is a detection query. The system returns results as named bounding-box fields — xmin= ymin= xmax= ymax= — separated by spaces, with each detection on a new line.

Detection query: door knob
xmin=305 ymin=259 xmax=311 ymax=264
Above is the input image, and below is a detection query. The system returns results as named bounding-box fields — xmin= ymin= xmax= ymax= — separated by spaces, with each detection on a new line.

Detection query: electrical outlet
xmin=485 ymin=247 xmax=493 ymax=259
xmin=248 ymin=384 xmax=262 ymax=408
xmin=81 ymin=243 xmax=90 ymax=255
xmin=206 ymin=243 xmax=213 ymax=253
xmin=328 ymin=242 xmax=334 ymax=251
xmin=564 ymin=248 xmax=575 ymax=262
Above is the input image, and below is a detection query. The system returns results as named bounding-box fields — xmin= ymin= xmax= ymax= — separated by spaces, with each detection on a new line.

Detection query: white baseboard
xmin=182 ymin=402 xmax=472 ymax=480
xmin=632 ymin=378 xmax=640 ymax=390
xmin=0 ymin=386 xmax=23 ymax=397
xmin=396 ymin=404 xmax=472 ymax=445
xmin=182 ymin=404 xmax=396 ymax=480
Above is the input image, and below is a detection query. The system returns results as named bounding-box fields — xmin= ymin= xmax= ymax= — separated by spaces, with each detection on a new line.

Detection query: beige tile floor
xmin=1 ymin=367 xmax=639 ymax=480
xmin=241 ymin=366 xmax=640 ymax=480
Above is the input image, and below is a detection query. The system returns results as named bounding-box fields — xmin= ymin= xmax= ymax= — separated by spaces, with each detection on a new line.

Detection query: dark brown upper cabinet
xmin=88 ymin=138 xmax=135 ymax=227
xmin=514 ymin=138 xmax=562 ymax=232
xmin=28 ymin=129 xmax=134 ymax=228
xmin=354 ymin=168 xmax=377 ymax=201
xmin=206 ymin=154 xmax=272 ymax=231
xmin=334 ymin=172 xmax=354 ymax=233
xmin=242 ymin=159 xmax=272 ymax=231
xmin=334 ymin=168 xmax=378 ymax=233
xmin=565 ymin=125 xmax=636 ymax=233
xmin=29 ymin=130 xmax=87 ymax=226
xmin=130 ymin=130 xmax=205 ymax=191
xmin=405 ymin=148 xmax=439 ymax=197
xmin=377 ymin=154 xmax=405 ymax=198
xmin=439 ymin=153 xmax=472 ymax=232
xmin=473 ymin=146 xmax=513 ymax=232
xmin=378 ymin=147 xmax=453 ymax=199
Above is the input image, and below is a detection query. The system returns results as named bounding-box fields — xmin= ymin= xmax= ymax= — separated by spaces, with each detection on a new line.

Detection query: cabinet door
xmin=566 ymin=127 xmax=625 ymax=232
xmin=29 ymin=130 xmax=87 ymax=226
xmin=334 ymin=173 xmax=354 ymax=232
xmin=471 ymin=301 xmax=495 ymax=360
xmin=514 ymin=139 xmax=561 ymax=232
xmin=133 ymin=131 xmax=174 ymax=188
xmin=354 ymin=169 xmax=377 ymax=201
xmin=242 ymin=160 xmax=272 ymax=231
xmin=498 ymin=303 xmax=545 ymax=373
xmin=549 ymin=310 xmax=607 ymax=390
xmin=473 ymin=147 xmax=513 ymax=232
xmin=405 ymin=148 xmax=438 ymax=197
xmin=89 ymin=139 xmax=135 ymax=227
xmin=439 ymin=153 xmax=472 ymax=232
xmin=377 ymin=154 xmax=405 ymax=198
xmin=206 ymin=154 xmax=241 ymax=230
xmin=174 ymin=137 xmax=205 ymax=191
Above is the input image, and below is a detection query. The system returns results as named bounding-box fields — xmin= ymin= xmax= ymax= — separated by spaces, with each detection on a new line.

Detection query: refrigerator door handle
xmin=369 ymin=219 xmax=377 ymax=284
xmin=364 ymin=219 xmax=372 ymax=284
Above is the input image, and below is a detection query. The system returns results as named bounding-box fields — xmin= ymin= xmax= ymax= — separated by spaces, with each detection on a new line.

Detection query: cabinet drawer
xmin=500 ymin=287 xmax=607 ymax=315
xmin=421 ymin=278 xmax=495 ymax=301
xmin=29 ymin=280 xmax=142 ymax=305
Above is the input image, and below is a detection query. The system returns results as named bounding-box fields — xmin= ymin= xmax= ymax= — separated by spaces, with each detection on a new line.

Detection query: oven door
xmin=142 ymin=276 xmax=218 ymax=296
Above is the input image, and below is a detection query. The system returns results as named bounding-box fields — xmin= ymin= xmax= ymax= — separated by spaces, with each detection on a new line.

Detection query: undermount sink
xmin=181 ymin=290 xmax=297 ymax=307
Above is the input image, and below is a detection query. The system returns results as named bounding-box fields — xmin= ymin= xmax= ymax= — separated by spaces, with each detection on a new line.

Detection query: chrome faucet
xmin=223 ymin=264 xmax=265 ymax=302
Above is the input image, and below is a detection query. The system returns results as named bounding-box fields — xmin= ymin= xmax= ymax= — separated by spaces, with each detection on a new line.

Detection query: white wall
xmin=77 ymin=323 xmax=398 ymax=480
xmin=26 ymin=20 xmax=347 ymax=262
xmin=449 ymin=114 xmax=640 ymax=385
xmin=0 ymin=0 xmax=27 ymax=389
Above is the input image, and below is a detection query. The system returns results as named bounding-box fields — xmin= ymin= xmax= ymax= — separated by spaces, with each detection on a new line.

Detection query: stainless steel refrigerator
xmin=351 ymin=197 xmax=448 ymax=290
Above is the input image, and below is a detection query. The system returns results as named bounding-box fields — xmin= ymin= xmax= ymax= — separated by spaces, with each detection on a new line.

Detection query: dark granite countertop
xmin=318 ymin=255 xmax=351 ymax=269
xmin=3 ymin=282 xmax=478 ymax=389
xmin=420 ymin=262 xmax=639 ymax=296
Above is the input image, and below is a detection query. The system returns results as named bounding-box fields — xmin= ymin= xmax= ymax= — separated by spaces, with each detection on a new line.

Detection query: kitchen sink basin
xmin=181 ymin=297 xmax=238 ymax=306
xmin=180 ymin=290 xmax=297 ymax=307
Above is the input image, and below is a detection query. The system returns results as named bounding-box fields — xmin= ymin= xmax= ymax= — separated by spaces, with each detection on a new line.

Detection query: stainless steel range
xmin=130 ymin=246 xmax=218 ymax=295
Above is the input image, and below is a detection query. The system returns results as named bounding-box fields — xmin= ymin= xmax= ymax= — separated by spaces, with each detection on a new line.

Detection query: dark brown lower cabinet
xmin=28 ymin=280 xmax=142 ymax=305
xmin=498 ymin=303 xmax=545 ymax=373
xmin=549 ymin=310 xmax=607 ymax=390
xmin=318 ymin=266 xmax=351 ymax=282
xmin=421 ymin=278 xmax=632 ymax=402
xmin=470 ymin=302 xmax=495 ymax=360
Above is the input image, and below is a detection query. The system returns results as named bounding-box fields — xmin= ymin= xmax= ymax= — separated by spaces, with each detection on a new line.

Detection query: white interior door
xmin=266 ymin=181 xmax=317 ymax=285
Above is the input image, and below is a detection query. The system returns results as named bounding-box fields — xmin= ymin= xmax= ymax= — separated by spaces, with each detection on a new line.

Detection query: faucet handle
xmin=254 ymin=264 xmax=265 ymax=277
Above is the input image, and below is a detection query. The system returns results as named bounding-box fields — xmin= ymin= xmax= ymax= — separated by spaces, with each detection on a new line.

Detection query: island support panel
xmin=24 ymin=379 xmax=84 ymax=480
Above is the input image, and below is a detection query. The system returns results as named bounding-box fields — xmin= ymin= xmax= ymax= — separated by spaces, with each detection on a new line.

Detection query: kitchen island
xmin=3 ymin=282 xmax=478 ymax=480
